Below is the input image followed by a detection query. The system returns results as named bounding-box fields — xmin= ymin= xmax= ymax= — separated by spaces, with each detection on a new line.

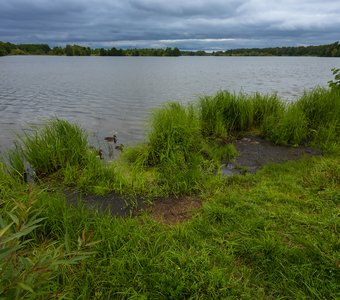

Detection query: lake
xmin=0 ymin=55 xmax=339 ymax=151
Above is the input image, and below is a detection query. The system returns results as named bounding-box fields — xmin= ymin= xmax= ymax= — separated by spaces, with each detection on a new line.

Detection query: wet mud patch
xmin=222 ymin=136 xmax=322 ymax=176
xmin=148 ymin=196 xmax=202 ymax=225
xmin=64 ymin=189 xmax=145 ymax=217
xmin=64 ymin=189 xmax=201 ymax=225
xmin=63 ymin=136 xmax=320 ymax=220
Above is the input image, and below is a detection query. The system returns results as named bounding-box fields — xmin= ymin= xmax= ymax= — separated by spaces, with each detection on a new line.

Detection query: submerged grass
xmin=1 ymin=85 xmax=339 ymax=298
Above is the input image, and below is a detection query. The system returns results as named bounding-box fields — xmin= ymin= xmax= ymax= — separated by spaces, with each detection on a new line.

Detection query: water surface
xmin=0 ymin=55 xmax=339 ymax=151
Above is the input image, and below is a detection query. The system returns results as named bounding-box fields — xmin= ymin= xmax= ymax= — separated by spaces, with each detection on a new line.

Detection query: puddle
xmin=221 ymin=163 xmax=242 ymax=176
xmin=222 ymin=136 xmax=322 ymax=176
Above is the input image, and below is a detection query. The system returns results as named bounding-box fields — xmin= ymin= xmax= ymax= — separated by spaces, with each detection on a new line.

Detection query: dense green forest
xmin=0 ymin=41 xmax=181 ymax=57
xmin=210 ymin=42 xmax=340 ymax=57
xmin=0 ymin=40 xmax=340 ymax=57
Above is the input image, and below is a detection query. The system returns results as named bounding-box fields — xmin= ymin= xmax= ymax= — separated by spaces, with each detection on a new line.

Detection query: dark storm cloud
xmin=0 ymin=0 xmax=339 ymax=49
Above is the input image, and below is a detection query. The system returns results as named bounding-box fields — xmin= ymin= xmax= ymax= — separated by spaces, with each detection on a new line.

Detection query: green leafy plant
xmin=328 ymin=68 xmax=340 ymax=89
xmin=0 ymin=188 xmax=90 ymax=299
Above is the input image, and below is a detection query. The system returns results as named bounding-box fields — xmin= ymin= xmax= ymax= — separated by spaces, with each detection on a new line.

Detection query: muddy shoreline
xmin=222 ymin=135 xmax=322 ymax=176
xmin=66 ymin=135 xmax=322 ymax=222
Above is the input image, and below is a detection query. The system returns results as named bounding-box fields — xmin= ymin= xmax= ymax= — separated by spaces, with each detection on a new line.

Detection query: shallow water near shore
xmin=1 ymin=55 xmax=339 ymax=151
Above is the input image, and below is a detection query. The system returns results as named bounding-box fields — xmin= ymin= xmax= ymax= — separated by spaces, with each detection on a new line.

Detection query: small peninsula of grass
xmin=1 ymin=84 xmax=339 ymax=298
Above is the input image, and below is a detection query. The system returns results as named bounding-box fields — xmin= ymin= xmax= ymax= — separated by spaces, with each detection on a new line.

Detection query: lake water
xmin=0 ymin=55 xmax=339 ymax=151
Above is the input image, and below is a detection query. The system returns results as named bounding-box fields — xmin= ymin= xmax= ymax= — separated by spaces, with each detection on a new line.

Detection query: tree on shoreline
xmin=1 ymin=41 xmax=339 ymax=57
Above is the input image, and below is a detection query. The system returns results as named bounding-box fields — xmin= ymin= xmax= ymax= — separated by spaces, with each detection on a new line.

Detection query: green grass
xmin=1 ymin=85 xmax=339 ymax=298
xmin=18 ymin=118 xmax=90 ymax=176
xmin=7 ymin=87 xmax=339 ymax=196
xmin=0 ymin=162 xmax=91 ymax=299
xmin=1 ymin=155 xmax=339 ymax=299
xmin=198 ymin=87 xmax=339 ymax=150
xmin=262 ymin=102 xmax=309 ymax=145
xmin=296 ymin=87 xmax=340 ymax=150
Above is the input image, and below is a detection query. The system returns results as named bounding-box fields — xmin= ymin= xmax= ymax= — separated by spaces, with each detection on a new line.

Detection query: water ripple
xmin=1 ymin=56 xmax=339 ymax=149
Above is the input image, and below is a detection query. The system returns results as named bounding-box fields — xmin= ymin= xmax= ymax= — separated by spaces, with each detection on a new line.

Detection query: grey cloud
xmin=0 ymin=0 xmax=339 ymax=49
xmin=128 ymin=0 xmax=241 ymax=18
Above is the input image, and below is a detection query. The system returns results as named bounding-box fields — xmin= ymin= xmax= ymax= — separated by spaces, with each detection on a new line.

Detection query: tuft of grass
xmin=199 ymin=94 xmax=229 ymax=138
xmin=296 ymin=87 xmax=340 ymax=150
xmin=198 ymin=87 xmax=339 ymax=152
xmin=122 ymin=102 xmax=219 ymax=195
xmin=199 ymin=91 xmax=255 ymax=138
xmin=261 ymin=87 xmax=340 ymax=149
xmin=146 ymin=102 xmax=203 ymax=166
xmin=202 ymin=142 xmax=238 ymax=163
xmin=20 ymin=118 xmax=89 ymax=176
xmin=263 ymin=103 xmax=308 ymax=145
xmin=251 ymin=92 xmax=284 ymax=126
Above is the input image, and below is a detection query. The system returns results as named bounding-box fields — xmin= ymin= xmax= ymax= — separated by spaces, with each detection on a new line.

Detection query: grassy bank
xmin=1 ymin=86 xmax=339 ymax=298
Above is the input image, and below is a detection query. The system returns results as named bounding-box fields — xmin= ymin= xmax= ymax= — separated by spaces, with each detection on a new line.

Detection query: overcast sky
xmin=0 ymin=0 xmax=339 ymax=50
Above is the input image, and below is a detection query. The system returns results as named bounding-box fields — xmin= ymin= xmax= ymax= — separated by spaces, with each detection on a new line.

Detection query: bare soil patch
xmin=65 ymin=189 xmax=202 ymax=225
xmin=148 ymin=196 xmax=202 ymax=225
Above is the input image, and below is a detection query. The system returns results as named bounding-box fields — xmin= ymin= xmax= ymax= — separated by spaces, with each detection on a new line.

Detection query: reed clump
xmin=122 ymin=102 xmax=234 ymax=195
xmin=20 ymin=119 xmax=90 ymax=176
xmin=146 ymin=102 xmax=202 ymax=166
xmin=197 ymin=87 xmax=339 ymax=150
xmin=296 ymin=87 xmax=340 ymax=149
xmin=199 ymin=91 xmax=254 ymax=138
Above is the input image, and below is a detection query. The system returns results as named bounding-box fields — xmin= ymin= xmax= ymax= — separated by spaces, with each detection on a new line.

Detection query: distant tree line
xmin=1 ymin=41 xmax=340 ymax=57
xmin=209 ymin=42 xmax=340 ymax=57
xmin=0 ymin=41 xmax=181 ymax=57
xmin=0 ymin=42 xmax=52 ymax=56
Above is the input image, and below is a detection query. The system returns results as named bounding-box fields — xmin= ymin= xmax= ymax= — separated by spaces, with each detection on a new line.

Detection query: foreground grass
xmin=1 ymin=86 xmax=340 ymax=298
xmin=1 ymin=155 xmax=339 ymax=299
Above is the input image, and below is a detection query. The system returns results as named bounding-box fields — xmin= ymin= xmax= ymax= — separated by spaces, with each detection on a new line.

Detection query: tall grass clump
xmin=7 ymin=142 xmax=26 ymax=180
xmin=146 ymin=102 xmax=202 ymax=166
xmin=296 ymin=87 xmax=340 ymax=149
xmin=251 ymin=93 xmax=284 ymax=127
xmin=199 ymin=91 xmax=255 ymax=138
xmin=199 ymin=95 xmax=228 ymax=138
xmin=262 ymin=103 xmax=309 ymax=145
xmin=20 ymin=119 xmax=89 ymax=176
xmin=261 ymin=87 xmax=340 ymax=149
xmin=145 ymin=102 xmax=208 ymax=194
xmin=123 ymin=102 xmax=225 ymax=195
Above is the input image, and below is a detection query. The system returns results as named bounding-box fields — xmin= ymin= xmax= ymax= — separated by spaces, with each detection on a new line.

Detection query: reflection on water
xmin=0 ymin=55 xmax=339 ymax=151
